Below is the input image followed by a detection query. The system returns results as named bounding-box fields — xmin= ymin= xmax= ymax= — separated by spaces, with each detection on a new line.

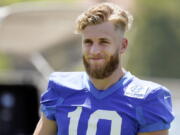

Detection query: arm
xmin=33 ymin=113 xmax=57 ymax=135
xmin=138 ymin=130 xmax=168 ymax=135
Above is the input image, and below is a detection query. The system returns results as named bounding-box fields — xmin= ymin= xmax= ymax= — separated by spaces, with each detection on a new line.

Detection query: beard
xmin=83 ymin=51 xmax=119 ymax=79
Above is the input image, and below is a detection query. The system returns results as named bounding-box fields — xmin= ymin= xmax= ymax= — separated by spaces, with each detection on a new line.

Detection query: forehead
xmin=82 ymin=22 xmax=119 ymax=40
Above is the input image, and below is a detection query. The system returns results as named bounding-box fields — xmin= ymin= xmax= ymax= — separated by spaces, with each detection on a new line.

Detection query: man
xmin=33 ymin=2 xmax=174 ymax=135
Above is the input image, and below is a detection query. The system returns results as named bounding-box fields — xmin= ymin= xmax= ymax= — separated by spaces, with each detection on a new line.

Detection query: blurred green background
xmin=126 ymin=0 xmax=180 ymax=78
xmin=0 ymin=0 xmax=77 ymax=5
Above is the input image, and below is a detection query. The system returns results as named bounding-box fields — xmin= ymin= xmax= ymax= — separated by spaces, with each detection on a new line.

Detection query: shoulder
xmin=48 ymin=72 xmax=87 ymax=91
xmin=124 ymin=76 xmax=174 ymax=132
xmin=40 ymin=72 xmax=87 ymax=110
xmin=123 ymin=75 xmax=171 ymax=100
xmin=49 ymin=71 xmax=85 ymax=81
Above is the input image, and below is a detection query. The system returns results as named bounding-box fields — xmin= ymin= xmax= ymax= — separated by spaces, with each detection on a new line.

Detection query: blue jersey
xmin=40 ymin=72 xmax=174 ymax=135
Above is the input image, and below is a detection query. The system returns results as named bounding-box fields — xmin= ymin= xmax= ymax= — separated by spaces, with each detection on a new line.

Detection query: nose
xmin=89 ymin=44 xmax=101 ymax=55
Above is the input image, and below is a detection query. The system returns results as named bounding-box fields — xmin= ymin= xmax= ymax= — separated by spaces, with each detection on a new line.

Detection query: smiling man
xmin=34 ymin=2 xmax=174 ymax=135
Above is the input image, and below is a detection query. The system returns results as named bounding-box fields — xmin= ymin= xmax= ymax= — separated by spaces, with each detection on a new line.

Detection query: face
xmin=82 ymin=22 xmax=128 ymax=79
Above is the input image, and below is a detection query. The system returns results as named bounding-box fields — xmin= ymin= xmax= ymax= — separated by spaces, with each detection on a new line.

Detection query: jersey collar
xmin=85 ymin=71 xmax=134 ymax=99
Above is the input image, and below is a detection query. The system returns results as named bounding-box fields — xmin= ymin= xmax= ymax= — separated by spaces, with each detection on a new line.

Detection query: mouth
xmin=88 ymin=56 xmax=104 ymax=60
xmin=88 ymin=57 xmax=105 ymax=63
xmin=90 ymin=58 xmax=103 ymax=60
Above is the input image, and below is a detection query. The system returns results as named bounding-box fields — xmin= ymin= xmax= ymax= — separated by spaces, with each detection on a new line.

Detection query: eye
xmin=99 ymin=40 xmax=110 ymax=46
xmin=83 ymin=39 xmax=93 ymax=46
xmin=100 ymin=40 xmax=109 ymax=44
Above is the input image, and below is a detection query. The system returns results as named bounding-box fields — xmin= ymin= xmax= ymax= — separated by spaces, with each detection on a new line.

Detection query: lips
xmin=88 ymin=57 xmax=104 ymax=60
xmin=90 ymin=58 xmax=103 ymax=60
xmin=88 ymin=57 xmax=105 ymax=64
xmin=88 ymin=55 xmax=104 ymax=59
xmin=86 ymin=55 xmax=105 ymax=62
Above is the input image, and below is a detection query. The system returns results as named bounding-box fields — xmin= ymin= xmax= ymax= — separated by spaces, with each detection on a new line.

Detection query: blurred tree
xmin=0 ymin=53 xmax=10 ymax=70
xmin=126 ymin=0 xmax=180 ymax=78
xmin=0 ymin=0 xmax=79 ymax=6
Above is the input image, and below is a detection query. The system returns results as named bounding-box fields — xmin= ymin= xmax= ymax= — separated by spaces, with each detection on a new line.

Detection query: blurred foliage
xmin=126 ymin=0 xmax=180 ymax=78
xmin=0 ymin=0 xmax=78 ymax=6
xmin=0 ymin=53 xmax=10 ymax=70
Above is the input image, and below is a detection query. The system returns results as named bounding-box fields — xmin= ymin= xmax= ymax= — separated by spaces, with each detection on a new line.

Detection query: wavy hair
xmin=75 ymin=2 xmax=133 ymax=34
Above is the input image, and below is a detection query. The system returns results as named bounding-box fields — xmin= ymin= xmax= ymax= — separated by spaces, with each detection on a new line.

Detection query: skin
xmin=33 ymin=113 xmax=57 ymax=135
xmin=82 ymin=21 xmax=127 ymax=90
xmin=33 ymin=21 xmax=169 ymax=135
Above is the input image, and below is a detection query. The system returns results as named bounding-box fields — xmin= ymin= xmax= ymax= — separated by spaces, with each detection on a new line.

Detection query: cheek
xmin=82 ymin=45 xmax=91 ymax=52
xmin=106 ymin=47 xmax=119 ymax=56
xmin=82 ymin=47 xmax=88 ymax=55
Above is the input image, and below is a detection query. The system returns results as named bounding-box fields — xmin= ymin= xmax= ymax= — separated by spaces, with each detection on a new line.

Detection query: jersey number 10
xmin=68 ymin=107 xmax=122 ymax=135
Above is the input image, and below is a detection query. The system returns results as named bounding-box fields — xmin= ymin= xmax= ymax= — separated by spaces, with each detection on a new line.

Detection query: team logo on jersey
xmin=124 ymin=83 xmax=149 ymax=99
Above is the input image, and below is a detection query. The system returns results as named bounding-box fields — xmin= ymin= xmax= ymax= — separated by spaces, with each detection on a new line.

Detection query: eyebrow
xmin=83 ymin=37 xmax=111 ymax=43
xmin=83 ymin=39 xmax=92 ymax=43
xmin=99 ymin=38 xmax=110 ymax=42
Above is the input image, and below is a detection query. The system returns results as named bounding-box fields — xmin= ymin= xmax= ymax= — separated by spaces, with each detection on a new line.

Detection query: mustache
xmin=85 ymin=55 xmax=105 ymax=59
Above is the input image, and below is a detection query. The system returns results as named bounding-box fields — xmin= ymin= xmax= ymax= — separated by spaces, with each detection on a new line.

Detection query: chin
xmin=90 ymin=63 xmax=105 ymax=69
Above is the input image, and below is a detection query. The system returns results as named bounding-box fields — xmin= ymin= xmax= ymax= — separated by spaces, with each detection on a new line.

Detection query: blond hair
xmin=75 ymin=2 xmax=133 ymax=34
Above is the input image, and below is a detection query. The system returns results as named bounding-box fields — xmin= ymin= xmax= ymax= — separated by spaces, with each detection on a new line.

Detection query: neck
xmin=89 ymin=67 xmax=125 ymax=90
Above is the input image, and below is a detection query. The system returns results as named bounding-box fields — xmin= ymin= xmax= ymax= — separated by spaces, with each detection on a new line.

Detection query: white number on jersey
xmin=68 ymin=107 xmax=122 ymax=135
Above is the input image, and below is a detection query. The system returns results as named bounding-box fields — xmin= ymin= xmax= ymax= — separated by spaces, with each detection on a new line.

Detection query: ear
xmin=120 ymin=38 xmax=128 ymax=54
